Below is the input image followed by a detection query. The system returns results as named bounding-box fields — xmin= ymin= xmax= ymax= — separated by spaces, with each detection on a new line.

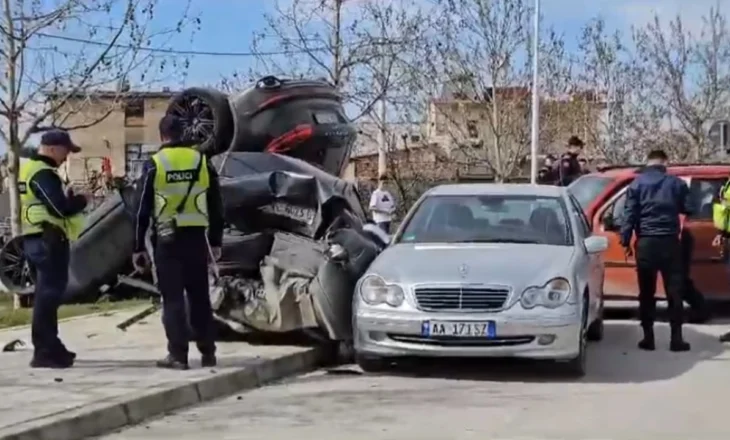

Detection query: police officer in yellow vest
xmin=712 ymin=179 xmax=730 ymax=342
xmin=20 ymin=129 xmax=88 ymax=369
xmin=133 ymin=115 xmax=224 ymax=370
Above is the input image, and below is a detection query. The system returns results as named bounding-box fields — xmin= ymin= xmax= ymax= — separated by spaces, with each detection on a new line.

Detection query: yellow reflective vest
xmin=152 ymin=146 xmax=210 ymax=227
xmin=712 ymin=179 xmax=730 ymax=233
xmin=18 ymin=159 xmax=85 ymax=241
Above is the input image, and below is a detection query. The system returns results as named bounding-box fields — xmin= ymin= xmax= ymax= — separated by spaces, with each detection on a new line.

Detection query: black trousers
xmin=154 ymin=229 xmax=215 ymax=360
xmin=23 ymin=233 xmax=70 ymax=357
xmin=679 ymin=230 xmax=707 ymax=311
xmin=377 ymin=221 xmax=391 ymax=234
xmin=635 ymin=236 xmax=684 ymax=328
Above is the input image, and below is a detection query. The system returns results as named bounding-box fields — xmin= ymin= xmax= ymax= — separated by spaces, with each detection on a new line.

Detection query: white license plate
xmin=260 ymin=202 xmax=316 ymax=225
xmin=422 ymin=321 xmax=496 ymax=338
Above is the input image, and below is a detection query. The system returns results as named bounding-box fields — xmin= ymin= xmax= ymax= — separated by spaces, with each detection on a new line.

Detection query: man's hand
xmin=622 ymin=245 xmax=633 ymax=259
xmin=210 ymin=247 xmax=222 ymax=262
xmin=132 ymin=252 xmax=149 ymax=273
xmin=713 ymin=234 xmax=726 ymax=248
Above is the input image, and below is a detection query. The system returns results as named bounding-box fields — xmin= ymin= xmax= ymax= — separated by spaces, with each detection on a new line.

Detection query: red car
xmin=568 ymin=164 xmax=730 ymax=300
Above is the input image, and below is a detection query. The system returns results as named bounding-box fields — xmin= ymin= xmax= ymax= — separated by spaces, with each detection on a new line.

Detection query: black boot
xmin=670 ymin=326 xmax=691 ymax=352
xmin=720 ymin=332 xmax=730 ymax=343
xmin=638 ymin=325 xmax=655 ymax=351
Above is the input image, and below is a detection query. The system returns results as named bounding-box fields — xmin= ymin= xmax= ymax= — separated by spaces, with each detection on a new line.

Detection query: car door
xmin=568 ymin=195 xmax=603 ymax=317
xmin=592 ymin=176 xmax=692 ymax=299
xmin=683 ymin=176 xmax=729 ymax=298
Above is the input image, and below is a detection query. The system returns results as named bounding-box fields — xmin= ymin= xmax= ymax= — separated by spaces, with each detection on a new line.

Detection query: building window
xmin=410 ymin=134 xmax=421 ymax=143
xmin=124 ymin=98 xmax=144 ymax=127
xmin=466 ymin=120 xmax=479 ymax=138
xmin=124 ymin=143 xmax=157 ymax=179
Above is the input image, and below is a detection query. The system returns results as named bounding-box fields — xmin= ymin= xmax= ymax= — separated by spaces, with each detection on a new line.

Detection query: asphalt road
xmin=104 ymin=320 xmax=730 ymax=440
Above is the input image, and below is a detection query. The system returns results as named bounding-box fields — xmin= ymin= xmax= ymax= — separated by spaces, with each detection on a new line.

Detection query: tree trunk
xmin=6 ymin=147 xmax=21 ymax=237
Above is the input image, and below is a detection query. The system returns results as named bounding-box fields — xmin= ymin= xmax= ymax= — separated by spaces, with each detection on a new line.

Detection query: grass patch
xmin=0 ymin=295 xmax=151 ymax=329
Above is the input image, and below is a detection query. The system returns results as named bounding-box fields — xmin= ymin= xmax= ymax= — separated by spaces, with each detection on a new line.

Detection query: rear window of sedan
xmin=396 ymin=194 xmax=573 ymax=246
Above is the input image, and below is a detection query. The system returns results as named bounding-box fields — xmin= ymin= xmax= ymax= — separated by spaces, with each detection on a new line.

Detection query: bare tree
xmin=0 ymin=0 xmax=199 ymax=236
xmin=632 ymin=7 xmax=730 ymax=161
xmin=570 ymin=17 xmax=664 ymax=164
xmin=421 ymin=0 xmax=572 ymax=181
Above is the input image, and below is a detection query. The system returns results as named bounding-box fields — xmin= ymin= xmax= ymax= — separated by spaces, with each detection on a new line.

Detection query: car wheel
xmin=586 ymin=298 xmax=604 ymax=342
xmin=356 ymin=355 xmax=389 ymax=373
xmin=166 ymin=87 xmax=234 ymax=155
xmin=562 ymin=304 xmax=588 ymax=377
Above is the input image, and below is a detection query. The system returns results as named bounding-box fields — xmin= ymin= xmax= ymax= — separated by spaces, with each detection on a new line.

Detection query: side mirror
xmin=584 ymin=236 xmax=609 ymax=253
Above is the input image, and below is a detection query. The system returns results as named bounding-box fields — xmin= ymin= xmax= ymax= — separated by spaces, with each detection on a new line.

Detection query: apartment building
xmin=47 ymin=89 xmax=175 ymax=182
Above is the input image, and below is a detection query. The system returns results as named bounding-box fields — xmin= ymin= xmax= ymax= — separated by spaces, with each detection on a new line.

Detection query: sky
xmin=156 ymin=0 xmax=721 ymax=87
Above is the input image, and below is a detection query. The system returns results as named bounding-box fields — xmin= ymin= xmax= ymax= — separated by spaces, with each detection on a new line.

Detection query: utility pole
xmin=529 ymin=0 xmax=540 ymax=184
xmin=377 ymin=41 xmax=387 ymax=177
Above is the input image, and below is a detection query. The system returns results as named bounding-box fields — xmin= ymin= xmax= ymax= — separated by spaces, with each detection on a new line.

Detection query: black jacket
xmin=26 ymin=154 xmax=87 ymax=223
xmin=553 ymin=152 xmax=581 ymax=186
xmin=620 ymin=165 xmax=692 ymax=246
xmin=133 ymin=143 xmax=224 ymax=252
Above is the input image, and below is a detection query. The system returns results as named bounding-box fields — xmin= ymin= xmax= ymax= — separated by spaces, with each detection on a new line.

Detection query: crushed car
xmin=0 ymin=76 xmax=387 ymax=349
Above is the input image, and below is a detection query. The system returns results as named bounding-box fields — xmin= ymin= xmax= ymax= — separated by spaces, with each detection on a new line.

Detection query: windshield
xmin=568 ymin=175 xmax=613 ymax=210
xmin=397 ymin=194 xmax=573 ymax=246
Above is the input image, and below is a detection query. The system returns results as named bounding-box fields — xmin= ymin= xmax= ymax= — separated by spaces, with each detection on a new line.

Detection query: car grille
xmin=414 ymin=286 xmax=509 ymax=311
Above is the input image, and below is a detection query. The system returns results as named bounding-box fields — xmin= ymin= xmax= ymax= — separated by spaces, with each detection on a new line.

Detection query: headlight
xmin=359 ymin=275 xmax=405 ymax=307
xmin=520 ymin=278 xmax=571 ymax=309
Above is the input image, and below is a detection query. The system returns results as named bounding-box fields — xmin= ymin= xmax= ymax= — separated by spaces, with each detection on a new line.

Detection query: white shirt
xmin=369 ymin=188 xmax=395 ymax=223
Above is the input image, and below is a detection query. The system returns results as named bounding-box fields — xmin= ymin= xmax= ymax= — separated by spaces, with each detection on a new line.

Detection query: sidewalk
xmin=0 ymin=307 xmax=324 ymax=440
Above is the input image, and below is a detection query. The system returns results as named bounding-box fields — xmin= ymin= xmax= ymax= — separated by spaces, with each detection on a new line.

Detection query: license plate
xmin=422 ymin=321 xmax=496 ymax=338
xmin=260 ymin=202 xmax=316 ymax=225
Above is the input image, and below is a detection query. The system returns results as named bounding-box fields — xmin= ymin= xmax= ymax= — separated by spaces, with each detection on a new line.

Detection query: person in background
xmin=19 ymin=129 xmax=87 ymax=368
xmin=554 ymin=135 xmax=584 ymax=186
xmin=133 ymin=115 xmax=224 ymax=370
xmin=369 ymin=175 xmax=396 ymax=234
xmin=537 ymin=155 xmax=556 ymax=185
xmin=620 ymin=149 xmax=691 ymax=352
xmin=578 ymin=157 xmax=589 ymax=174
xmin=712 ymin=179 xmax=730 ymax=342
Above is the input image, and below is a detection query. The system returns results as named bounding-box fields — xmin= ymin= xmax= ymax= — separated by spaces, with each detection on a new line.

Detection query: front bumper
xmin=354 ymin=307 xmax=581 ymax=360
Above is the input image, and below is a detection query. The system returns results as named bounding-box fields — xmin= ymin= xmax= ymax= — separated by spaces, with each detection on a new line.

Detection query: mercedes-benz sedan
xmin=353 ymin=184 xmax=608 ymax=376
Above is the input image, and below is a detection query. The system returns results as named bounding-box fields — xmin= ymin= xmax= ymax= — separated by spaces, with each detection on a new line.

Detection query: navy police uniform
xmin=620 ymin=163 xmax=692 ymax=351
xmin=134 ymin=131 xmax=224 ymax=370
xmin=19 ymin=130 xmax=87 ymax=369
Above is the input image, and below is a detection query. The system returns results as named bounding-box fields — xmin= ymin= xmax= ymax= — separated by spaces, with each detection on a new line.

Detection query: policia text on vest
xmin=133 ymin=142 xmax=224 ymax=370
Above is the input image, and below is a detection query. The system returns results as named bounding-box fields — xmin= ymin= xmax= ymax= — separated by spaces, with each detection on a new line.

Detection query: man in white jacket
xmin=369 ymin=175 xmax=396 ymax=234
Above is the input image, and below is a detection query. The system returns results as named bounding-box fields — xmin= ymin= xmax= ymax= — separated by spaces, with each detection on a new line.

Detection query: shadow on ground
xmin=355 ymin=321 xmax=727 ymax=384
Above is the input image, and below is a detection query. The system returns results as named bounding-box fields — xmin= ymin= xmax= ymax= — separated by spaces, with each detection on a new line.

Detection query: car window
xmin=397 ymin=194 xmax=573 ymax=246
xmin=568 ymin=195 xmax=591 ymax=237
xmin=568 ymin=175 xmax=614 ymax=210
xmin=688 ymin=178 xmax=725 ymax=220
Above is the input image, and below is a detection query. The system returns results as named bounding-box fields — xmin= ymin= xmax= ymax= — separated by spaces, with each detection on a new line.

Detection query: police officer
xmin=133 ymin=115 xmax=224 ymax=370
xmin=20 ymin=129 xmax=87 ymax=368
xmin=712 ymin=179 xmax=730 ymax=341
xmin=553 ymin=135 xmax=584 ymax=186
xmin=620 ymin=149 xmax=691 ymax=352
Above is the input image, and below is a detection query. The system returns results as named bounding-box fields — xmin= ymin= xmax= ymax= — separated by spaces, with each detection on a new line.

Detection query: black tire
xmin=586 ymin=299 xmax=604 ymax=342
xmin=356 ymin=354 xmax=389 ymax=373
xmin=0 ymin=236 xmax=34 ymax=295
xmin=562 ymin=301 xmax=589 ymax=377
xmin=166 ymin=87 xmax=234 ymax=155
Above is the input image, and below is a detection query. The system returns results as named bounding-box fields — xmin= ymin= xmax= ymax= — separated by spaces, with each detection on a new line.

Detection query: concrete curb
xmin=0 ymin=347 xmax=326 ymax=440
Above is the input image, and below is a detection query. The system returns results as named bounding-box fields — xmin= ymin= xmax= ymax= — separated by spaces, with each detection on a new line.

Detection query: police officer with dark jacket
xmin=20 ymin=130 xmax=87 ymax=368
xmin=553 ymin=136 xmax=584 ymax=186
xmin=133 ymin=115 xmax=224 ymax=370
xmin=620 ymin=149 xmax=692 ymax=352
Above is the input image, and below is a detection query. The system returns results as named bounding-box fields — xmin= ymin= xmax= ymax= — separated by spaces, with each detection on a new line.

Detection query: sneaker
xmin=201 ymin=354 xmax=217 ymax=368
xmin=156 ymin=355 xmax=189 ymax=370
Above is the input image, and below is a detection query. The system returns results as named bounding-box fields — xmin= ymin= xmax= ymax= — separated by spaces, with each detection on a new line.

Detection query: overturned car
xmin=0 ymin=76 xmax=387 ymax=347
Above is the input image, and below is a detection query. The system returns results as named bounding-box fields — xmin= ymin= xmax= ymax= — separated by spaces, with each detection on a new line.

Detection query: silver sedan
xmin=353 ymin=183 xmax=608 ymax=376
